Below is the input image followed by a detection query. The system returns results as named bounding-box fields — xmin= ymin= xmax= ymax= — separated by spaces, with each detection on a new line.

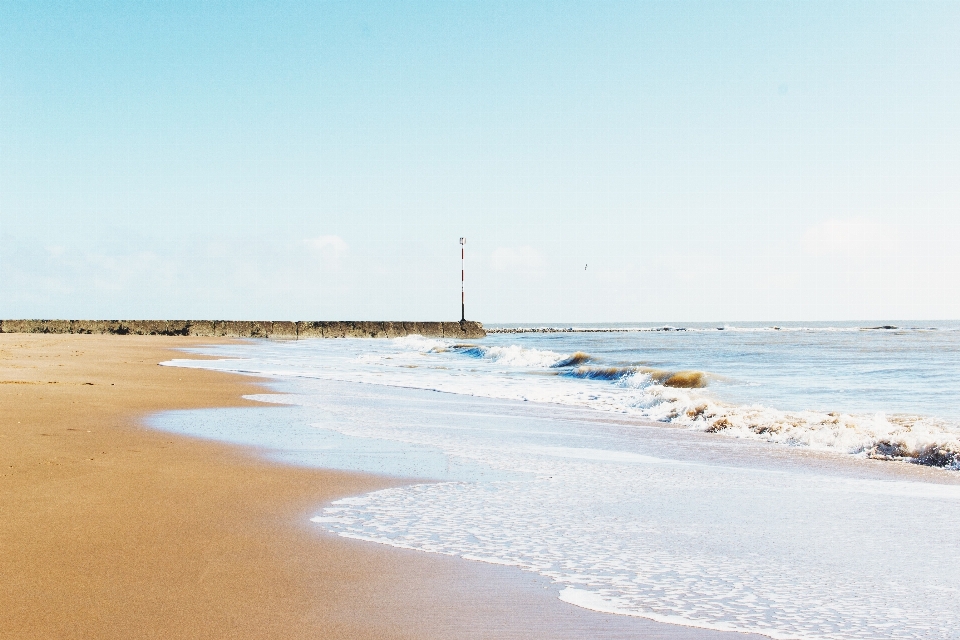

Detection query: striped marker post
xmin=460 ymin=237 xmax=466 ymax=322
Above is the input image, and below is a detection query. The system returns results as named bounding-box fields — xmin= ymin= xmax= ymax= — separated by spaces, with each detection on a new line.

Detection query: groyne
xmin=0 ymin=320 xmax=485 ymax=339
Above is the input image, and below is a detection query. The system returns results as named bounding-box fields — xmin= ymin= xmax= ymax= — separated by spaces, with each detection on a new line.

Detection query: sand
xmin=0 ymin=334 xmax=762 ymax=639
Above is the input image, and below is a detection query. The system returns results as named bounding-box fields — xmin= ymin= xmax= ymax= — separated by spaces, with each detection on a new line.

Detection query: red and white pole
xmin=460 ymin=237 xmax=465 ymax=321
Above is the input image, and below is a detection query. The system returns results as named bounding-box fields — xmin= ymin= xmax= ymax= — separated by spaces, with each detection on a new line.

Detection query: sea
xmin=154 ymin=322 xmax=960 ymax=640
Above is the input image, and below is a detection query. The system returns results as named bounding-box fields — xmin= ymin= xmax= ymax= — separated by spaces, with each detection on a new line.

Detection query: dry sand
xmin=0 ymin=334 xmax=762 ymax=639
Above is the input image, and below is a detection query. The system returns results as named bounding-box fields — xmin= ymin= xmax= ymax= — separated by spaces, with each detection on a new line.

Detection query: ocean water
xmin=157 ymin=324 xmax=960 ymax=639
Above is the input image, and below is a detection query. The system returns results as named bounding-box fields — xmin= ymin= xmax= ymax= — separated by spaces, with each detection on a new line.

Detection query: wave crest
xmin=429 ymin=340 xmax=959 ymax=469
xmin=551 ymin=352 xmax=592 ymax=367
xmin=448 ymin=343 xmax=565 ymax=368
xmin=565 ymin=366 xmax=708 ymax=388
xmin=563 ymin=366 xmax=636 ymax=381
xmin=663 ymin=399 xmax=960 ymax=469
xmin=655 ymin=370 xmax=707 ymax=389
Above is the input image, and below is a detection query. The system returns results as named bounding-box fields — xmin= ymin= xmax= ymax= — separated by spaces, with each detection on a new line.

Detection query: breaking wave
xmin=623 ymin=382 xmax=960 ymax=470
xmin=679 ymin=400 xmax=960 ymax=469
xmin=428 ymin=340 xmax=960 ymax=470
xmin=562 ymin=366 xmax=707 ymax=388
xmin=443 ymin=344 xmax=707 ymax=389
xmin=445 ymin=343 xmax=566 ymax=368
xmin=551 ymin=351 xmax=592 ymax=367
xmin=562 ymin=365 xmax=636 ymax=381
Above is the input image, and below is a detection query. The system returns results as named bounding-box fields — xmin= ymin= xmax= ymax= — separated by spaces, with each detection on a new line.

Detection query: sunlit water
xmin=156 ymin=325 xmax=960 ymax=639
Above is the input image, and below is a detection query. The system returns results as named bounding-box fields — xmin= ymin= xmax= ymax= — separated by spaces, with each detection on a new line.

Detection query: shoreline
xmin=153 ymin=338 xmax=960 ymax=639
xmin=1 ymin=334 xmax=761 ymax=639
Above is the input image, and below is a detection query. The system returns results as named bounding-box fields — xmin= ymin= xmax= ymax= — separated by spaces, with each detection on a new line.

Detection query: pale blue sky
xmin=2 ymin=1 xmax=959 ymax=322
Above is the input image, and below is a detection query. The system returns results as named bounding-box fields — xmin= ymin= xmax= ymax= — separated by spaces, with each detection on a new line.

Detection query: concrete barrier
xmin=0 ymin=320 xmax=486 ymax=339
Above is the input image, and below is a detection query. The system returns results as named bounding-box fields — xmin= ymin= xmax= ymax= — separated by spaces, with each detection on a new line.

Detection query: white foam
xmin=165 ymin=338 xmax=960 ymax=639
xmin=317 ymin=465 xmax=960 ymax=640
xmin=390 ymin=334 xmax=449 ymax=352
xmin=161 ymin=335 xmax=960 ymax=469
xmin=309 ymin=516 xmax=351 ymax=524
xmin=481 ymin=344 xmax=564 ymax=367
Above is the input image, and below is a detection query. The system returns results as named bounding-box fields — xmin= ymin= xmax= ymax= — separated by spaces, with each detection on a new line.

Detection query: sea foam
xmin=414 ymin=338 xmax=960 ymax=469
xmin=161 ymin=334 xmax=960 ymax=639
xmin=164 ymin=330 xmax=960 ymax=469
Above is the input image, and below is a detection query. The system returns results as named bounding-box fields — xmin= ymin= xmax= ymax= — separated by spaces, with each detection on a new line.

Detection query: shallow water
xmin=168 ymin=324 xmax=960 ymax=468
xmin=156 ymin=331 xmax=960 ymax=639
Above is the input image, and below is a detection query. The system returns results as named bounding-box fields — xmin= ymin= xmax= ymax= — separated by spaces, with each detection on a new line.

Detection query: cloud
xmin=490 ymin=245 xmax=544 ymax=272
xmin=802 ymin=218 xmax=896 ymax=257
xmin=305 ymin=235 xmax=349 ymax=270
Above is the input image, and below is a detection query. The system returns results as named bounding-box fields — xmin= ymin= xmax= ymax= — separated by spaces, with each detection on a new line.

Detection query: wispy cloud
xmin=802 ymin=218 xmax=896 ymax=257
xmin=490 ymin=245 xmax=544 ymax=272
xmin=305 ymin=235 xmax=349 ymax=270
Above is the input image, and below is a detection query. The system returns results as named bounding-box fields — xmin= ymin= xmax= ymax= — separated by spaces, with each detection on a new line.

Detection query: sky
xmin=2 ymin=1 xmax=959 ymax=323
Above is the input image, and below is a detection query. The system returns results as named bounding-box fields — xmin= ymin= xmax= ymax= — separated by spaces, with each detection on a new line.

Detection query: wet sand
xmin=0 ymin=334 xmax=763 ymax=639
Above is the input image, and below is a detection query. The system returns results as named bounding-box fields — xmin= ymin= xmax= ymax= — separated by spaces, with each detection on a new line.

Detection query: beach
xmin=5 ymin=0 xmax=958 ymax=636
xmin=155 ymin=330 xmax=960 ymax=639
xmin=1 ymin=334 xmax=760 ymax=639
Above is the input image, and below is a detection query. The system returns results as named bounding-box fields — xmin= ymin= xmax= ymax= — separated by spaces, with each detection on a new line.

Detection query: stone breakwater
xmin=0 ymin=320 xmax=485 ymax=339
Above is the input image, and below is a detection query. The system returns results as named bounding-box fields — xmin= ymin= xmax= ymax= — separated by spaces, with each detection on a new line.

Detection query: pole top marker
xmin=460 ymin=237 xmax=465 ymax=245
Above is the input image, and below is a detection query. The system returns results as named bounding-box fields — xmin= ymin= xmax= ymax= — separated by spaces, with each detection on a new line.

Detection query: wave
xmin=562 ymin=366 xmax=636 ymax=381
xmin=447 ymin=343 xmax=570 ymax=368
xmin=445 ymin=344 xmax=706 ymax=390
xmin=561 ymin=366 xmax=707 ymax=388
xmin=655 ymin=370 xmax=707 ymax=389
xmin=551 ymin=351 xmax=592 ymax=367
xmin=429 ymin=340 xmax=959 ymax=470
xmin=654 ymin=393 xmax=960 ymax=470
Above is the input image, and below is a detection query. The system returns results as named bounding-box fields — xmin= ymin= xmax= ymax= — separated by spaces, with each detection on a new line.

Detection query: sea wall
xmin=0 ymin=320 xmax=485 ymax=339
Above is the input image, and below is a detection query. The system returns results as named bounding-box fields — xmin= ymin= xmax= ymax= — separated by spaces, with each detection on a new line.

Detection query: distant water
xmin=157 ymin=324 xmax=960 ymax=639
